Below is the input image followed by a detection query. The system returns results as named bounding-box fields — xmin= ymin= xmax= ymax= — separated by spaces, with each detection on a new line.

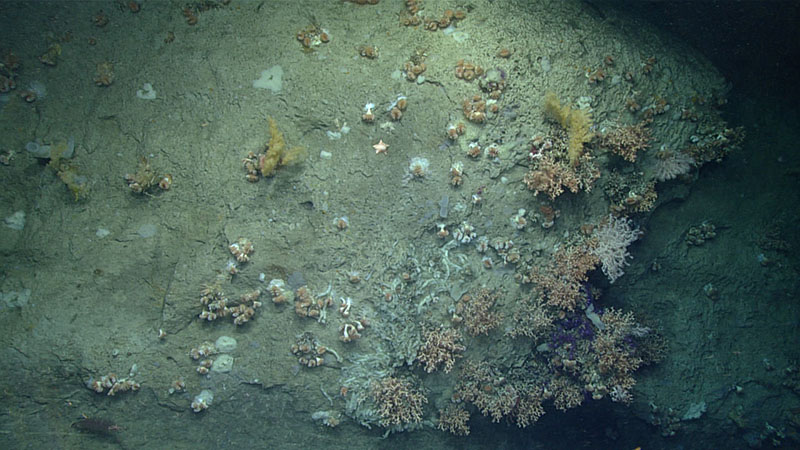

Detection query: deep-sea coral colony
xmin=42 ymin=140 xmax=90 ymax=201
xmin=685 ymin=221 xmax=716 ymax=246
xmin=407 ymin=157 xmax=430 ymax=179
xmin=19 ymin=86 xmax=39 ymax=103
xmin=371 ymin=377 xmax=428 ymax=427
xmin=479 ymin=69 xmax=506 ymax=102
xmin=403 ymin=51 xmax=427 ymax=82
xmin=242 ymin=117 xmax=304 ymax=182
xmin=523 ymin=245 xmax=599 ymax=312
xmin=523 ymin=94 xmax=601 ymax=200
xmin=466 ymin=142 xmax=481 ymax=158
xmin=94 ymin=61 xmax=114 ymax=87
xmin=191 ymin=390 xmax=213 ymax=412
xmin=446 ymin=122 xmax=466 ymax=140
xmin=228 ymin=238 xmax=254 ymax=264
xmin=598 ymin=121 xmax=651 ymax=163
xmin=449 ymin=161 xmax=464 ymax=186
xmin=454 ymin=60 xmax=484 ymax=82
xmin=294 ymin=285 xmax=333 ymax=322
xmin=436 ymin=223 xmax=449 ymax=239
xmin=341 ymin=319 xmax=368 ymax=343
xmin=0 ymin=50 xmax=20 ymax=93
xmin=685 ymin=126 xmax=744 ymax=164
xmin=453 ymin=221 xmax=476 ymax=244
xmin=458 ymin=64 xmax=504 ymax=122
xmin=543 ymin=91 xmax=593 ymax=167
xmin=641 ymin=56 xmax=656 ymax=74
xmin=267 ymin=279 xmax=294 ymax=304
xmin=653 ymin=147 xmax=695 ymax=182
xmin=88 ymin=372 xmax=140 ymax=396
xmin=452 ymin=360 xmax=549 ymax=429
xmin=400 ymin=2 xmax=467 ymax=30
xmin=38 ymin=43 xmax=61 ymax=66
xmin=333 ymin=216 xmax=349 ymax=230
xmin=462 ymin=95 xmax=487 ymax=123
xmin=362 ymin=103 xmax=376 ymax=122
xmin=190 ymin=341 xmax=219 ymax=376
xmin=0 ymin=150 xmax=14 ymax=165
xmin=198 ymin=272 xmax=262 ymax=326
xmin=92 ymin=10 xmax=109 ymax=27
xmin=124 ymin=157 xmax=172 ymax=194
xmin=484 ymin=143 xmax=500 ymax=160
xmin=510 ymin=208 xmax=527 ymax=230
xmin=168 ymin=378 xmax=185 ymax=395
xmin=358 ymin=45 xmax=378 ymax=59
xmin=453 ymin=289 xmax=503 ymax=336
xmin=296 ymin=24 xmax=330 ymax=50
xmin=437 ymin=404 xmax=471 ymax=436
xmin=389 ymin=96 xmax=408 ymax=121
xmin=182 ymin=8 xmax=198 ymax=26
xmin=291 ymin=332 xmax=329 ymax=368
xmin=417 ymin=327 xmax=465 ymax=373
xmin=591 ymin=214 xmax=642 ymax=284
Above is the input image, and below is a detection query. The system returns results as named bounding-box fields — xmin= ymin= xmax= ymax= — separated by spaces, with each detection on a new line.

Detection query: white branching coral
xmin=653 ymin=148 xmax=695 ymax=182
xmin=591 ymin=215 xmax=642 ymax=283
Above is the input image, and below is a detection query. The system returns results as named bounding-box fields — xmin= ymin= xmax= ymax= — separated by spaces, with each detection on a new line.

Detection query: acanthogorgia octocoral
xmin=543 ymin=92 xmax=593 ymax=167
xmin=259 ymin=117 xmax=305 ymax=177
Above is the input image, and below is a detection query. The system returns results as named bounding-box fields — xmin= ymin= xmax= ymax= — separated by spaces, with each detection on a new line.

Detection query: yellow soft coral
xmin=259 ymin=117 xmax=305 ymax=177
xmin=47 ymin=140 xmax=89 ymax=201
xmin=543 ymin=92 xmax=593 ymax=166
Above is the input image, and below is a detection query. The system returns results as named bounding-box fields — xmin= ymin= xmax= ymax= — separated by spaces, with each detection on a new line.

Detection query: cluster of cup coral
xmin=87 ymin=373 xmax=140 ymax=396
xmin=294 ymin=285 xmax=332 ymax=322
xmin=198 ymin=282 xmax=262 ymax=326
xmin=123 ymin=157 xmax=172 ymax=194
xmin=296 ymin=24 xmax=330 ymax=50
xmin=191 ymin=390 xmax=214 ymax=413
xmin=94 ymin=61 xmax=114 ymax=87
xmin=291 ymin=331 xmax=341 ymax=368
xmin=0 ymin=50 xmax=20 ymax=93
xmin=267 ymin=279 xmax=294 ymax=304
xmin=189 ymin=341 xmax=219 ymax=376
xmin=340 ymin=318 xmax=369 ymax=343
xmin=227 ymin=238 xmax=254 ymax=274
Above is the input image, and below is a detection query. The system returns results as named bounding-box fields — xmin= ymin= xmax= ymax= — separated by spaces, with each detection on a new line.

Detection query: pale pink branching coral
xmin=591 ymin=214 xmax=642 ymax=283
xmin=417 ymin=327 xmax=466 ymax=373
xmin=371 ymin=377 xmax=427 ymax=427
xmin=523 ymin=245 xmax=599 ymax=311
xmin=454 ymin=289 xmax=504 ymax=335
xmin=599 ymin=120 xmax=652 ymax=162
xmin=437 ymin=404 xmax=471 ymax=436
xmin=653 ymin=148 xmax=695 ymax=182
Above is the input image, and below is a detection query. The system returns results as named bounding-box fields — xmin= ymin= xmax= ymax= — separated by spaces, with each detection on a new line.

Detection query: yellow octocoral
xmin=259 ymin=117 xmax=305 ymax=176
xmin=543 ymin=92 xmax=593 ymax=166
xmin=47 ymin=140 xmax=89 ymax=201
xmin=56 ymin=167 xmax=89 ymax=201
